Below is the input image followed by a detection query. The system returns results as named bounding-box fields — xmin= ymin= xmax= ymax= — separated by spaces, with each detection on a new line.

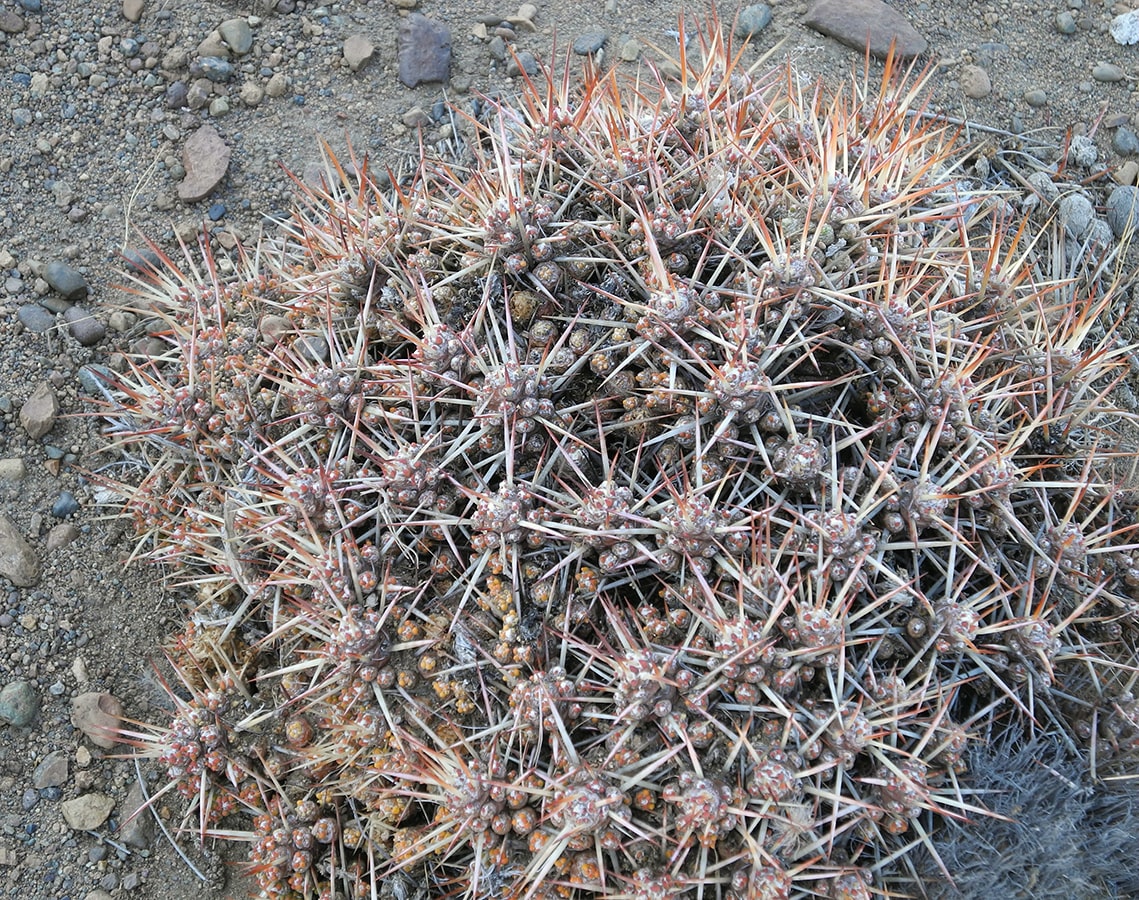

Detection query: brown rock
xmin=960 ymin=64 xmax=992 ymax=99
xmin=61 ymin=793 xmax=114 ymax=831
xmin=177 ymin=125 xmax=231 ymax=202
xmin=804 ymin=0 xmax=927 ymax=60
xmin=70 ymin=692 xmax=125 ymax=749
xmin=0 ymin=512 xmax=38 ymax=587
xmin=19 ymin=382 xmax=59 ymax=440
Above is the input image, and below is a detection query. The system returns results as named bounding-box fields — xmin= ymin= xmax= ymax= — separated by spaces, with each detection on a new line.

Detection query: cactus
xmin=99 ymin=15 xmax=1139 ymax=900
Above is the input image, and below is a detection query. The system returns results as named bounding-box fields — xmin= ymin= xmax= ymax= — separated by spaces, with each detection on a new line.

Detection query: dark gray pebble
xmin=192 ymin=56 xmax=235 ymax=83
xmin=572 ymin=32 xmax=607 ymax=56
xmin=165 ymin=81 xmax=188 ymax=108
xmin=52 ymin=492 xmax=80 ymax=518
xmin=43 ymin=260 xmax=88 ymax=300
xmin=63 ymin=305 xmax=106 ymax=346
xmin=78 ymin=364 xmax=114 ymax=394
xmin=735 ymin=4 xmax=773 ymax=37
xmin=1112 ymin=127 xmax=1139 ymax=156
xmin=17 ymin=0 xmax=40 ymax=12
xmin=17 ymin=304 xmax=55 ymax=333
xmin=507 ymin=50 xmax=538 ymax=77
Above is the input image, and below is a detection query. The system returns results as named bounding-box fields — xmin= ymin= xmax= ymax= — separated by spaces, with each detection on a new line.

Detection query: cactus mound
xmin=99 ymin=19 xmax=1139 ymax=900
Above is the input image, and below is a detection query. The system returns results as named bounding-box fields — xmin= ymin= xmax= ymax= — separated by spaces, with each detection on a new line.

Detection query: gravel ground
xmin=0 ymin=1 xmax=1137 ymax=899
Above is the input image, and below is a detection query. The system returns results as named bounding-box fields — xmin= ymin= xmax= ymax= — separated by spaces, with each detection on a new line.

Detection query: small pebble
xmin=17 ymin=304 xmax=55 ymax=333
xmin=52 ymin=492 xmax=80 ymax=518
xmin=734 ymin=3 xmax=773 ymax=37
xmin=960 ymin=65 xmax=992 ymax=99
xmin=572 ymin=32 xmax=607 ymax=56
xmin=507 ymin=50 xmax=538 ymax=77
xmin=218 ymin=17 xmax=253 ymax=55
xmin=43 ymin=260 xmax=88 ymax=300
xmin=1055 ymin=11 xmax=1077 ymax=34
xmin=1114 ymin=127 xmax=1139 ymax=155
xmin=1093 ymin=63 xmax=1125 ymax=83
xmin=63 ymin=305 xmax=106 ymax=346
xmin=1024 ymin=88 xmax=1048 ymax=107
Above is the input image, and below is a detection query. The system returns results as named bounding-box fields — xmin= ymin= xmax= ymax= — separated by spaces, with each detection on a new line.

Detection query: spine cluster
xmin=102 ymin=20 xmax=1139 ymax=900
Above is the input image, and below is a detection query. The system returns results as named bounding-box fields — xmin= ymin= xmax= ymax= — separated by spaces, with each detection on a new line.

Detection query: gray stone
xmin=0 ymin=10 xmax=24 ymax=33
xmin=52 ymin=491 xmax=79 ymax=518
xmin=1059 ymin=193 xmax=1095 ymax=240
xmin=46 ymin=523 xmax=80 ymax=551
xmin=218 ymin=18 xmax=253 ymax=55
xmin=0 ymin=459 xmax=26 ymax=481
xmin=804 ymin=0 xmax=927 ymax=60
xmin=17 ymin=304 xmax=55 ymax=333
xmin=400 ymin=106 xmax=432 ymax=128
xmin=619 ymin=39 xmax=641 ymax=62
xmin=32 ymin=750 xmax=69 ymax=789
xmin=398 ymin=14 xmax=451 ymax=88
xmin=0 ymin=513 xmax=38 ymax=587
xmin=1055 ymin=11 xmax=1076 ymax=34
xmin=61 ymin=793 xmax=115 ymax=831
xmin=488 ymin=35 xmax=507 ymax=62
xmin=265 ymin=72 xmax=289 ymax=98
xmin=734 ymin=4 xmax=773 ymax=38
xmin=192 ymin=56 xmax=234 ymax=83
xmin=1113 ymin=127 xmax=1139 ymax=156
xmin=1093 ymin=63 xmax=1125 ymax=83
xmin=1024 ymin=88 xmax=1048 ymax=107
xmin=43 ymin=260 xmax=88 ymax=300
xmin=507 ymin=50 xmax=538 ymax=77
xmin=119 ymin=781 xmax=152 ymax=849
xmin=572 ymin=32 xmax=607 ymax=56
xmin=71 ymin=692 xmax=125 ymax=749
xmin=0 ymin=681 xmax=38 ymax=726
xmin=122 ymin=0 xmax=144 ymax=23
xmin=20 ymin=381 xmax=59 ymax=439
xmin=177 ymin=125 xmax=231 ymax=202
xmin=343 ymin=33 xmax=375 ymax=72
xmin=63 ymin=305 xmax=105 ymax=346
xmin=960 ymin=65 xmax=991 ymax=99
xmin=1106 ymin=185 xmax=1139 ymax=238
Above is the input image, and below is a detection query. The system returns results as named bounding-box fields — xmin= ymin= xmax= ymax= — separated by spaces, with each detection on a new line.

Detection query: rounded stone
xmin=1113 ymin=127 xmax=1139 ymax=155
xmin=1106 ymin=185 xmax=1139 ymax=238
xmin=43 ymin=260 xmax=88 ymax=300
xmin=734 ymin=4 xmax=773 ymax=38
xmin=572 ymin=31 xmax=607 ymax=56
xmin=1093 ymin=63 xmax=1125 ymax=83
xmin=960 ymin=65 xmax=992 ymax=99
xmin=1024 ymin=88 xmax=1048 ymax=107
xmin=1055 ymin=11 xmax=1076 ymax=34
xmin=0 ymin=680 xmax=39 ymax=727
xmin=63 ymin=305 xmax=106 ymax=346
xmin=218 ymin=18 xmax=253 ymax=55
